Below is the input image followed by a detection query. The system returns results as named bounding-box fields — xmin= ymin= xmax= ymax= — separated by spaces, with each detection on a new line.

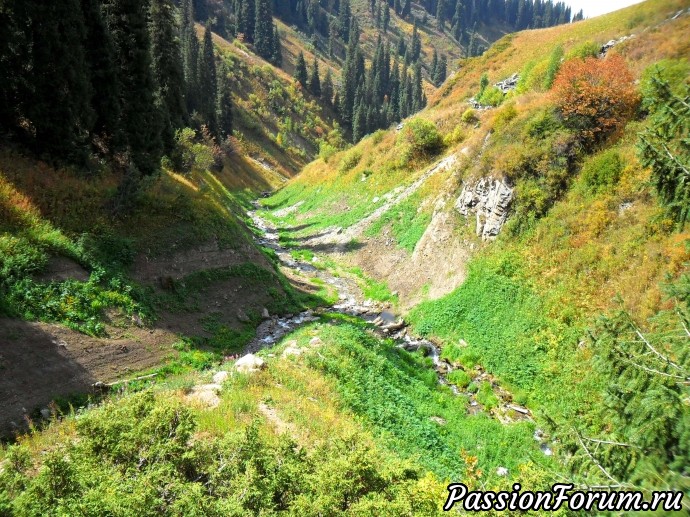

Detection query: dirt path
xmin=302 ymin=153 xmax=459 ymax=250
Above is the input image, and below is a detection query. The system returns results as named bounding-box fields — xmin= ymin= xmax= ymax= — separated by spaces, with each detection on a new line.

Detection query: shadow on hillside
xmin=296 ymin=240 xmax=365 ymax=254
xmin=0 ymin=318 xmax=97 ymax=441
xmin=284 ymin=222 xmax=316 ymax=232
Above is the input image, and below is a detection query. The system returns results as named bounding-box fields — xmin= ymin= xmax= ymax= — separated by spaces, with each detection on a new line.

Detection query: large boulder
xmin=235 ymin=354 xmax=266 ymax=374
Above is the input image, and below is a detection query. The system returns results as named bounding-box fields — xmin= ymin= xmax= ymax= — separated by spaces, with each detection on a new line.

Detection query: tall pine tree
xmin=254 ymin=0 xmax=274 ymax=61
xmin=294 ymin=51 xmax=308 ymax=87
xmin=199 ymin=25 xmax=218 ymax=136
xmin=104 ymin=0 xmax=163 ymax=176
xmin=81 ymin=0 xmax=121 ymax=149
xmin=22 ymin=0 xmax=94 ymax=163
xmin=149 ymin=0 xmax=186 ymax=152
xmin=308 ymin=58 xmax=321 ymax=97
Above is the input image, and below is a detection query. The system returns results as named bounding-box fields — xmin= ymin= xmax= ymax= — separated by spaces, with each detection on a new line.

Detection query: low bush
xmin=476 ymin=382 xmax=500 ymax=410
xmin=397 ymin=118 xmax=443 ymax=165
xmin=461 ymin=109 xmax=478 ymax=124
xmin=580 ymin=149 xmax=624 ymax=193
xmin=477 ymin=86 xmax=504 ymax=107
xmin=443 ymin=124 xmax=467 ymax=146
xmin=552 ymin=54 xmax=640 ymax=149
xmin=446 ymin=369 xmax=472 ymax=388
xmin=338 ymin=149 xmax=362 ymax=173
xmin=565 ymin=41 xmax=599 ymax=61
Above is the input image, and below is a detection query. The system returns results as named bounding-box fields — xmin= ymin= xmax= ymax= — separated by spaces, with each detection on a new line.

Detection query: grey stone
xmin=212 ymin=371 xmax=229 ymax=384
xmin=455 ymin=177 xmax=514 ymax=240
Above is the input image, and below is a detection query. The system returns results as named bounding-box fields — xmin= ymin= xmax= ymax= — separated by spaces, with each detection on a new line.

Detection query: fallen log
xmin=93 ymin=373 xmax=159 ymax=390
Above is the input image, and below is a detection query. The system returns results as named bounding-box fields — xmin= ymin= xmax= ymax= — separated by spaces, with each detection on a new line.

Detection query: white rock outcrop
xmin=455 ymin=177 xmax=513 ymax=240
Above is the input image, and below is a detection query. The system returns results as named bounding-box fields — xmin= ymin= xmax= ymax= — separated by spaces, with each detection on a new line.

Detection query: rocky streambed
xmin=245 ymin=205 xmax=538 ymax=427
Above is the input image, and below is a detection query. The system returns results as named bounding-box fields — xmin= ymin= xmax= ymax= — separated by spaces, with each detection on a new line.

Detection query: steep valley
xmin=1 ymin=0 xmax=690 ymax=514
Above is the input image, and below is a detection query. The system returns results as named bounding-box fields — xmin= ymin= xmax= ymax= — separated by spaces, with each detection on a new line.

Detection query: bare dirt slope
xmin=0 ymin=240 xmax=285 ymax=438
xmin=0 ymin=318 xmax=176 ymax=437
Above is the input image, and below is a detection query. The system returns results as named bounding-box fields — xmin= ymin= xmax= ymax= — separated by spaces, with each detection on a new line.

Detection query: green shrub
xmin=371 ymin=129 xmax=387 ymax=145
xmin=446 ymin=369 xmax=472 ymax=388
xmin=319 ymin=141 xmax=338 ymax=162
xmin=493 ymin=103 xmax=517 ymax=130
xmin=543 ymin=45 xmax=564 ymax=90
xmin=640 ymin=59 xmax=690 ymax=110
xmin=338 ymin=149 xmax=362 ymax=173
xmin=566 ymin=41 xmax=600 ymax=61
xmin=462 ymin=109 xmax=478 ymax=125
xmin=397 ymin=118 xmax=443 ymax=162
xmin=172 ymin=128 xmax=215 ymax=173
xmin=525 ymin=109 xmax=562 ymax=138
xmin=477 ymin=86 xmax=505 ymax=107
xmin=580 ymin=150 xmax=624 ymax=193
xmin=521 ymin=59 xmax=549 ymax=92
xmin=476 ymin=381 xmax=500 ymax=410
xmin=458 ymin=351 xmax=481 ymax=369
xmin=479 ymin=73 xmax=490 ymax=97
xmin=517 ymin=60 xmax=537 ymax=93
xmin=443 ymin=124 xmax=467 ymax=146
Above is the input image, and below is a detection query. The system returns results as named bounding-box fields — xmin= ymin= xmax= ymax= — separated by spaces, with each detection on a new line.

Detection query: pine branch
xmin=581 ymin=436 xmax=641 ymax=449
xmin=633 ymin=327 xmax=684 ymax=372
xmin=618 ymin=354 xmax=690 ymax=382
xmin=576 ymin=431 xmax=629 ymax=488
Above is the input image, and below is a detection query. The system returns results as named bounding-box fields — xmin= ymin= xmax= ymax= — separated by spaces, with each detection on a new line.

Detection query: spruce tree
xmin=81 ymin=0 xmax=121 ymax=148
xmin=452 ymin=0 xmax=463 ymax=40
xmin=104 ymin=0 xmax=163 ymax=175
xmin=338 ymin=0 xmax=351 ymax=40
xmin=322 ymin=68 xmax=334 ymax=107
xmin=412 ymin=61 xmax=424 ymax=111
xmin=294 ymin=51 xmax=308 ymax=87
xmin=307 ymin=0 xmax=318 ymax=33
xmin=436 ymin=0 xmax=445 ymax=31
xmin=352 ymin=93 xmax=366 ymax=142
xmin=254 ymin=0 xmax=274 ymax=60
xmin=240 ymin=0 xmax=256 ymax=42
xmin=0 ymin=1 xmax=24 ymax=134
xmin=401 ymin=0 xmax=411 ymax=18
xmin=149 ymin=0 xmax=186 ymax=152
xmin=22 ymin=0 xmax=94 ymax=163
xmin=411 ymin=21 xmax=421 ymax=62
xmin=638 ymin=76 xmax=690 ymax=224
xmin=434 ymin=54 xmax=447 ymax=85
xmin=181 ymin=0 xmax=200 ymax=114
xmin=200 ymin=25 xmax=218 ymax=135
xmin=308 ymin=59 xmax=321 ymax=97
xmin=430 ymin=48 xmax=438 ymax=84
xmin=390 ymin=58 xmax=401 ymax=120
xmin=271 ymin=23 xmax=282 ymax=66
xmin=216 ymin=61 xmax=233 ymax=138
xmin=382 ymin=2 xmax=390 ymax=32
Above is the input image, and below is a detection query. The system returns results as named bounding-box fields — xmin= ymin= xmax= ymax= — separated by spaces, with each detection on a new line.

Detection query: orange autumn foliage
xmin=552 ymin=54 xmax=640 ymax=149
